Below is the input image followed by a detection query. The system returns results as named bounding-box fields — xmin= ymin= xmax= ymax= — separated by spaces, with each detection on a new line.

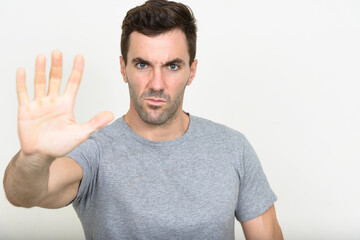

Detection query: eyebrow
xmin=131 ymin=57 xmax=185 ymax=66
xmin=131 ymin=57 xmax=150 ymax=65
xmin=164 ymin=58 xmax=185 ymax=66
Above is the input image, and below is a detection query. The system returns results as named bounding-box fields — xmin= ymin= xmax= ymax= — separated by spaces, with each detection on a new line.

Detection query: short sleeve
xmin=235 ymin=136 xmax=277 ymax=222
xmin=66 ymin=135 xmax=100 ymax=205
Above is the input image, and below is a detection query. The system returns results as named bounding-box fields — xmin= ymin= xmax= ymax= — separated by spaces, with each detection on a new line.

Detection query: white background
xmin=1 ymin=0 xmax=359 ymax=239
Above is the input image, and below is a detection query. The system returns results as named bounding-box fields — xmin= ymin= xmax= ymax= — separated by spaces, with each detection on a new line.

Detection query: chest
xmin=96 ymin=144 xmax=240 ymax=233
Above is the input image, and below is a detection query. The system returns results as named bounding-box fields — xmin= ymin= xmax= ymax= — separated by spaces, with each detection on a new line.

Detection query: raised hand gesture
xmin=16 ymin=50 xmax=114 ymax=159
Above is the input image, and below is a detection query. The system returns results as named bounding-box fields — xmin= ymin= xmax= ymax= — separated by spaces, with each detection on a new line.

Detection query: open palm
xmin=17 ymin=51 xmax=113 ymax=158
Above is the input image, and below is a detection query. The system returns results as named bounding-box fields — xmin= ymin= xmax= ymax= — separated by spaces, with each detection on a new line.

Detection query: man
xmin=3 ymin=0 xmax=283 ymax=239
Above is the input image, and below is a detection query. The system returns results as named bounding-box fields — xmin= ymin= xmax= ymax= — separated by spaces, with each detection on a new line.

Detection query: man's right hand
xmin=4 ymin=50 xmax=114 ymax=208
xmin=17 ymin=50 xmax=114 ymax=159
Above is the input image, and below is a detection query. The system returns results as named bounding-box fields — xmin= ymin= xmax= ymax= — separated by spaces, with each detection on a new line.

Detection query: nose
xmin=148 ymin=67 xmax=166 ymax=91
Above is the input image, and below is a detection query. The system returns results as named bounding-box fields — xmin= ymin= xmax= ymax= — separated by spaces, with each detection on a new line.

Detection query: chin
xmin=141 ymin=110 xmax=177 ymax=126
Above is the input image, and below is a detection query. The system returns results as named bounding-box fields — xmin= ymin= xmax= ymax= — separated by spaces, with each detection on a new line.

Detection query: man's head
xmin=121 ymin=0 xmax=197 ymax=66
xmin=120 ymin=0 xmax=198 ymax=127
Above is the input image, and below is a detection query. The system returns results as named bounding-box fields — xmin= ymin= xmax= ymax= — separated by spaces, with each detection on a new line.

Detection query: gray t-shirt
xmin=67 ymin=115 xmax=277 ymax=240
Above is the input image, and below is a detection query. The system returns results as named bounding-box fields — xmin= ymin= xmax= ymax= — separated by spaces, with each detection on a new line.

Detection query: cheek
xmin=168 ymin=74 xmax=190 ymax=90
xmin=166 ymin=81 xmax=188 ymax=101
xmin=127 ymin=73 xmax=149 ymax=93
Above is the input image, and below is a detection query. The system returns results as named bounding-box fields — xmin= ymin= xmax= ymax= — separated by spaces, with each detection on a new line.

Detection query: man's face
xmin=120 ymin=29 xmax=197 ymax=125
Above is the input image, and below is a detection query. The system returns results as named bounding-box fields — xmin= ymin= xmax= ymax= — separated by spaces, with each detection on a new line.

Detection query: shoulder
xmin=88 ymin=117 xmax=125 ymax=141
xmin=190 ymin=115 xmax=245 ymax=138
xmin=190 ymin=115 xmax=248 ymax=146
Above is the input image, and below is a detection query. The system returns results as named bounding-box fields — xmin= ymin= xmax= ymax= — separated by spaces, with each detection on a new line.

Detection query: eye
xmin=168 ymin=64 xmax=179 ymax=71
xmin=136 ymin=62 xmax=147 ymax=69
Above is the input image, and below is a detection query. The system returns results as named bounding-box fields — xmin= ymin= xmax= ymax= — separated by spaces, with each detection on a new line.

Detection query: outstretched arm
xmin=241 ymin=205 xmax=284 ymax=240
xmin=3 ymin=51 xmax=114 ymax=208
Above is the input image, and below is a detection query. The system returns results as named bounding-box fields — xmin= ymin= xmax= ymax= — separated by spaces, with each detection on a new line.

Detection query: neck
xmin=124 ymin=107 xmax=190 ymax=142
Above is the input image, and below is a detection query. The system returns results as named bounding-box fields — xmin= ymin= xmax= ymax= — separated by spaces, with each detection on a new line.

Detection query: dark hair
xmin=121 ymin=0 xmax=197 ymax=65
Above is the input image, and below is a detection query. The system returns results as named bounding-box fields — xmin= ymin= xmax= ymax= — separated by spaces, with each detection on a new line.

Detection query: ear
xmin=120 ymin=56 xmax=128 ymax=83
xmin=186 ymin=59 xmax=198 ymax=86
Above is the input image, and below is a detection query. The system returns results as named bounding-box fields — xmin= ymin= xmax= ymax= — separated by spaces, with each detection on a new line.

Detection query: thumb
xmin=81 ymin=111 xmax=114 ymax=136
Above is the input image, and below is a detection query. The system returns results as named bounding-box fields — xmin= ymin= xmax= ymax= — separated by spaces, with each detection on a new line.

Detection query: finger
xmin=80 ymin=111 xmax=114 ymax=137
xmin=34 ymin=54 xmax=47 ymax=99
xmin=48 ymin=50 xmax=63 ymax=96
xmin=16 ymin=68 xmax=29 ymax=105
xmin=64 ymin=55 xmax=84 ymax=102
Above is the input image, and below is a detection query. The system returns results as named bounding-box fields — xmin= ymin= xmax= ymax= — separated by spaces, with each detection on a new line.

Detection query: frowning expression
xmin=120 ymin=29 xmax=197 ymax=125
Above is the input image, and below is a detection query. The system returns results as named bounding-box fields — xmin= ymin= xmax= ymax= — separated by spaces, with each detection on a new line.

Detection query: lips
xmin=145 ymin=98 xmax=166 ymax=106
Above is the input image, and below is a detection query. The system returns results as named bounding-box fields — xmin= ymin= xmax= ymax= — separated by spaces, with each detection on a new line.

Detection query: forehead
xmin=127 ymin=29 xmax=189 ymax=63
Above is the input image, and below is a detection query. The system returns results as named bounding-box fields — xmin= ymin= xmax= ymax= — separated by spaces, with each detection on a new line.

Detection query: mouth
xmin=145 ymin=98 xmax=167 ymax=106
